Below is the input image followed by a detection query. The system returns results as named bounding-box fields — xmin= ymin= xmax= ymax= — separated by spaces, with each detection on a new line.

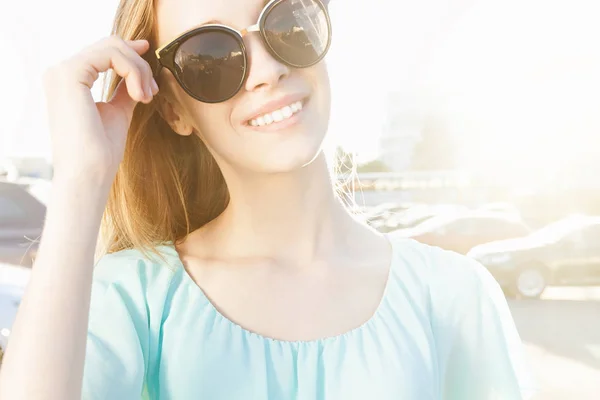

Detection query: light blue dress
xmin=82 ymin=237 xmax=536 ymax=399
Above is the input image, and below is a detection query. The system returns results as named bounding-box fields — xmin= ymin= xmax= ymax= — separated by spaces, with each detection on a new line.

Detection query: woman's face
xmin=155 ymin=0 xmax=331 ymax=174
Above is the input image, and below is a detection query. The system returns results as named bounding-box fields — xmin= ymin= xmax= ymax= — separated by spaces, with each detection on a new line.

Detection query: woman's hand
xmin=43 ymin=36 xmax=158 ymax=184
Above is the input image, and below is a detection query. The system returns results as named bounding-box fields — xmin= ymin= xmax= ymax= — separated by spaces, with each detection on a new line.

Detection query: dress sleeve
xmin=81 ymin=254 xmax=150 ymax=400
xmin=429 ymin=249 xmax=538 ymax=400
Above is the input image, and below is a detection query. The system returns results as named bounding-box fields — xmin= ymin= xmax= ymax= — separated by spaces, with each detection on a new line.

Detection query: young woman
xmin=0 ymin=0 xmax=535 ymax=398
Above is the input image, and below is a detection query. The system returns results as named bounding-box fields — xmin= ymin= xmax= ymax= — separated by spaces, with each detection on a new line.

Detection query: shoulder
xmin=84 ymin=246 xmax=184 ymax=398
xmin=93 ymin=245 xmax=183 ymax=291
xmin=90 ymin=245 xmax=186 ymax=320
xmin=88 ymin=245 xmax=187 ymax=341
xmin=387 ymin=236 xmax=502 ymax=316
xmin=387 ymin=239 xmax=535 ymax=398
xmin=388 ymin=235 xmax=492 ymax=288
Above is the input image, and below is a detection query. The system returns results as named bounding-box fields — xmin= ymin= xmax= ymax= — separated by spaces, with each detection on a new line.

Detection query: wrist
xmin=40 ymin=184 xmax=108 ymax=251
xmin=52 ymin=168 xmax=116 ymax=192
xmin=48 ymin=176 xmax=112 ymax=220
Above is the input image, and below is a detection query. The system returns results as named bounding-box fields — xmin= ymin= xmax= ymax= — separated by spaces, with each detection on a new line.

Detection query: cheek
xmin=188 ymin=101 xmax=236 ymax=150
xmin=312 ymin=63 xmax=331 ymax=110
xmin=314 ymin=60 xmax=330 ymax=85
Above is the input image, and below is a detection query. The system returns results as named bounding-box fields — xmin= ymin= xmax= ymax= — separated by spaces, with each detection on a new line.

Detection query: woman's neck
xmin=190 ymin=153 xmax=359 ymax=266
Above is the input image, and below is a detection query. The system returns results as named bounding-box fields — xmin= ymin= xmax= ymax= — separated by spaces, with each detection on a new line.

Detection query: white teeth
xmin=248 ymin=100 xmax=304 ymax=127
xmin=272 ymin=110 xmax=284 ymax=122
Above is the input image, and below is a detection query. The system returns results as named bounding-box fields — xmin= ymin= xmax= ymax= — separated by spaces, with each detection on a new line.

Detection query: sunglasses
xmin=154 ymin=0 xmax=332 ymax=104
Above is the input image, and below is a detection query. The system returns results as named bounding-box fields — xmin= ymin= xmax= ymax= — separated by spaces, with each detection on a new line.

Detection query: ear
xmin=156 ymin=94 xmax=194 ymax=137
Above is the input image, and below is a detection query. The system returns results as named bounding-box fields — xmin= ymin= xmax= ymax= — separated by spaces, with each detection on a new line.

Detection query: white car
xmin=0 ymin=263 xmax=30 ymax=352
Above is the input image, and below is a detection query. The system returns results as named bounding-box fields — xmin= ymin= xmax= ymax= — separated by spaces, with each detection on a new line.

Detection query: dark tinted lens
xmin=264 ymin=0 xmax=330 ymax=67
xmin=174 ymin=29 xmax=246 ymax=102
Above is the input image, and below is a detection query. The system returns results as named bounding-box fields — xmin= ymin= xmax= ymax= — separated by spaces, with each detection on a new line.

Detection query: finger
xmin=128 ymin=40 xmax=160 ymax=95
xmin=109 ymin=47 xmax=149 ymax=104
xmin=108 ymin=37 xmax=153 ymax=101
xmin=117 ymin=40 xmax=156 ymax=100
xmin=108 ymin=78 xmax=137 ymax=121
xmin=75 ymin=45 xmax=147 ymax=103
xmin=125 ymin=39 xmax=150 ymax=55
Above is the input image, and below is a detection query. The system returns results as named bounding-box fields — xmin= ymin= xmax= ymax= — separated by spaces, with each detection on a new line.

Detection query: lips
xmin=243 ymin=93 xmax=309 ymax=126
xmin=248 ymin=100 xmax=305 ymax=127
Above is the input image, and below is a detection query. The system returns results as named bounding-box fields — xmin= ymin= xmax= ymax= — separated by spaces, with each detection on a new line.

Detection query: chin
xmin=250 ymin=142 xmax=325 ymax=174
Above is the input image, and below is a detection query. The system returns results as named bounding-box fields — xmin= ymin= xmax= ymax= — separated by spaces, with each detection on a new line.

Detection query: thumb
xmin=108 ymin=78 xmax=138 ymax=120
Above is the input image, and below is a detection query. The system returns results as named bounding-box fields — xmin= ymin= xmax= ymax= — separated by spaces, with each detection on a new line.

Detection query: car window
xmin=566 ymin=224 xmax=600 ymax=247
xmin=0 ymin=195 xmax=27 ymax=223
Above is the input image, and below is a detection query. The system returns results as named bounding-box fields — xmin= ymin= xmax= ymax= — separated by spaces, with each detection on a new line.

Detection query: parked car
xmin=366 ymin=203 xmax=415 ymax=232
xmin=0 ymin=263 xmax=30 ymax=364
xmin=0 ymin=181 xmax=46 ymax=267
xmin=370 ymin=203 xmax=468 ymax=233
xmin=385 ymin=204 xmax=469 ymax=232
xmin=478 ymin=202 xmax=521 ymax=217
xmin=390 ymin=211 xmax=531 ymax=255
xmin=468 ymin=215 xmax=600 ymax=299
xmin=0 ymin=284 xmax=23 ymax=353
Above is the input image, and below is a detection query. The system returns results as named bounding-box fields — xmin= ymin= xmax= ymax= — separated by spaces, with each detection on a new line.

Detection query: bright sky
xmin=1 ymin=0 xmax=599 ymax=170
xmin=0 ymin=0 xmax=458 ymax=160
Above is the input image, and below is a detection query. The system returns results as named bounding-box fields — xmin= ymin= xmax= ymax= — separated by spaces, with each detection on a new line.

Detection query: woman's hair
xmin=99 ymin=0 xmax=357 ymax=256
xmin=100 ymin=0 xmax=229 ymax=255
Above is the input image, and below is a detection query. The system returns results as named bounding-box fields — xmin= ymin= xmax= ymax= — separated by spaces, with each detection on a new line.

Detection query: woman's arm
xmin=0 ymin=36 xmax=157 ymax=400
xmin=0 ymin=178 xmax=111 ymax=399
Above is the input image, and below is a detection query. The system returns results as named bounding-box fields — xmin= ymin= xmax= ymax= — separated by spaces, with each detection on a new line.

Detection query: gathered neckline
xmin=156 ymin=233 xmax=397 ymax=346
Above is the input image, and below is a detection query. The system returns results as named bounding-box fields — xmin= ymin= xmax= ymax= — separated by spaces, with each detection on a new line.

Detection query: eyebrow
xmin=202 ymin=19 xmax=223 ymax=25
xmin=203 ymin=0 xmax=273 ymax=26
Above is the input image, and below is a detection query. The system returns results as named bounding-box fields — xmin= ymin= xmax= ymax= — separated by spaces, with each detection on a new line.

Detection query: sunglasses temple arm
xmin=240 ymin=24 xmax=260 ymax=37
xmin=151 ymin=59 xmax=164 ymax=82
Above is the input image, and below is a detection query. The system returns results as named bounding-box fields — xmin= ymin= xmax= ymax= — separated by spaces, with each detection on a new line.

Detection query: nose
xmin=243 ymin=34 xmax=290 ymax=93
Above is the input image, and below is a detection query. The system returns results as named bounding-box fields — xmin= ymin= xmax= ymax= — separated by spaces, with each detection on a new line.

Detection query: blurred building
xmin=378 ymin=92 xmax=423 ymax=172
xmin=4 ymin=157 xmax=52 ymax=180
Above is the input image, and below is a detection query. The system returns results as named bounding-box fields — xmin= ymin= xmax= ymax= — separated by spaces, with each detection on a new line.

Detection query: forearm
xmin=0 ymin=177 xmax=111 ymax=400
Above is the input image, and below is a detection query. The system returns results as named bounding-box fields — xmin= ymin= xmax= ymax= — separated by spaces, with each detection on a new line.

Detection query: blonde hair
xmin=99 ymin=0 xmax=356 ymax=256
xmin=100 ymin=0 xmax=229 ymax=254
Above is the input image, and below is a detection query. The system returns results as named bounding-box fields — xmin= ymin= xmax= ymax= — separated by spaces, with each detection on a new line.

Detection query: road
xmin=509 ymin=287 xmax=600 ymax=400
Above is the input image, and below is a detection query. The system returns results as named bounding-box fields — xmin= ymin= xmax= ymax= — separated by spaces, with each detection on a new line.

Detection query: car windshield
xmin=528 ymin=217 xmax=597 ymax=242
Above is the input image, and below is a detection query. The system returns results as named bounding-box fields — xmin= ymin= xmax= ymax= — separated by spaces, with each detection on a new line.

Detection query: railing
xmin=336 ymin=171 xmax=600 ymax=191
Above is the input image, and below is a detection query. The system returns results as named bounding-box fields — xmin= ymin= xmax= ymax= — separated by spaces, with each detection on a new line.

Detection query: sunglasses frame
xmin=154 ymin=0 xmax=332 ymax=103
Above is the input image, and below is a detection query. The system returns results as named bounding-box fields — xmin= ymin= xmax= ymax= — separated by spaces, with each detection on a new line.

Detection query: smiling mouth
xmin=246 ymin=99 xmax=306 ymax=128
